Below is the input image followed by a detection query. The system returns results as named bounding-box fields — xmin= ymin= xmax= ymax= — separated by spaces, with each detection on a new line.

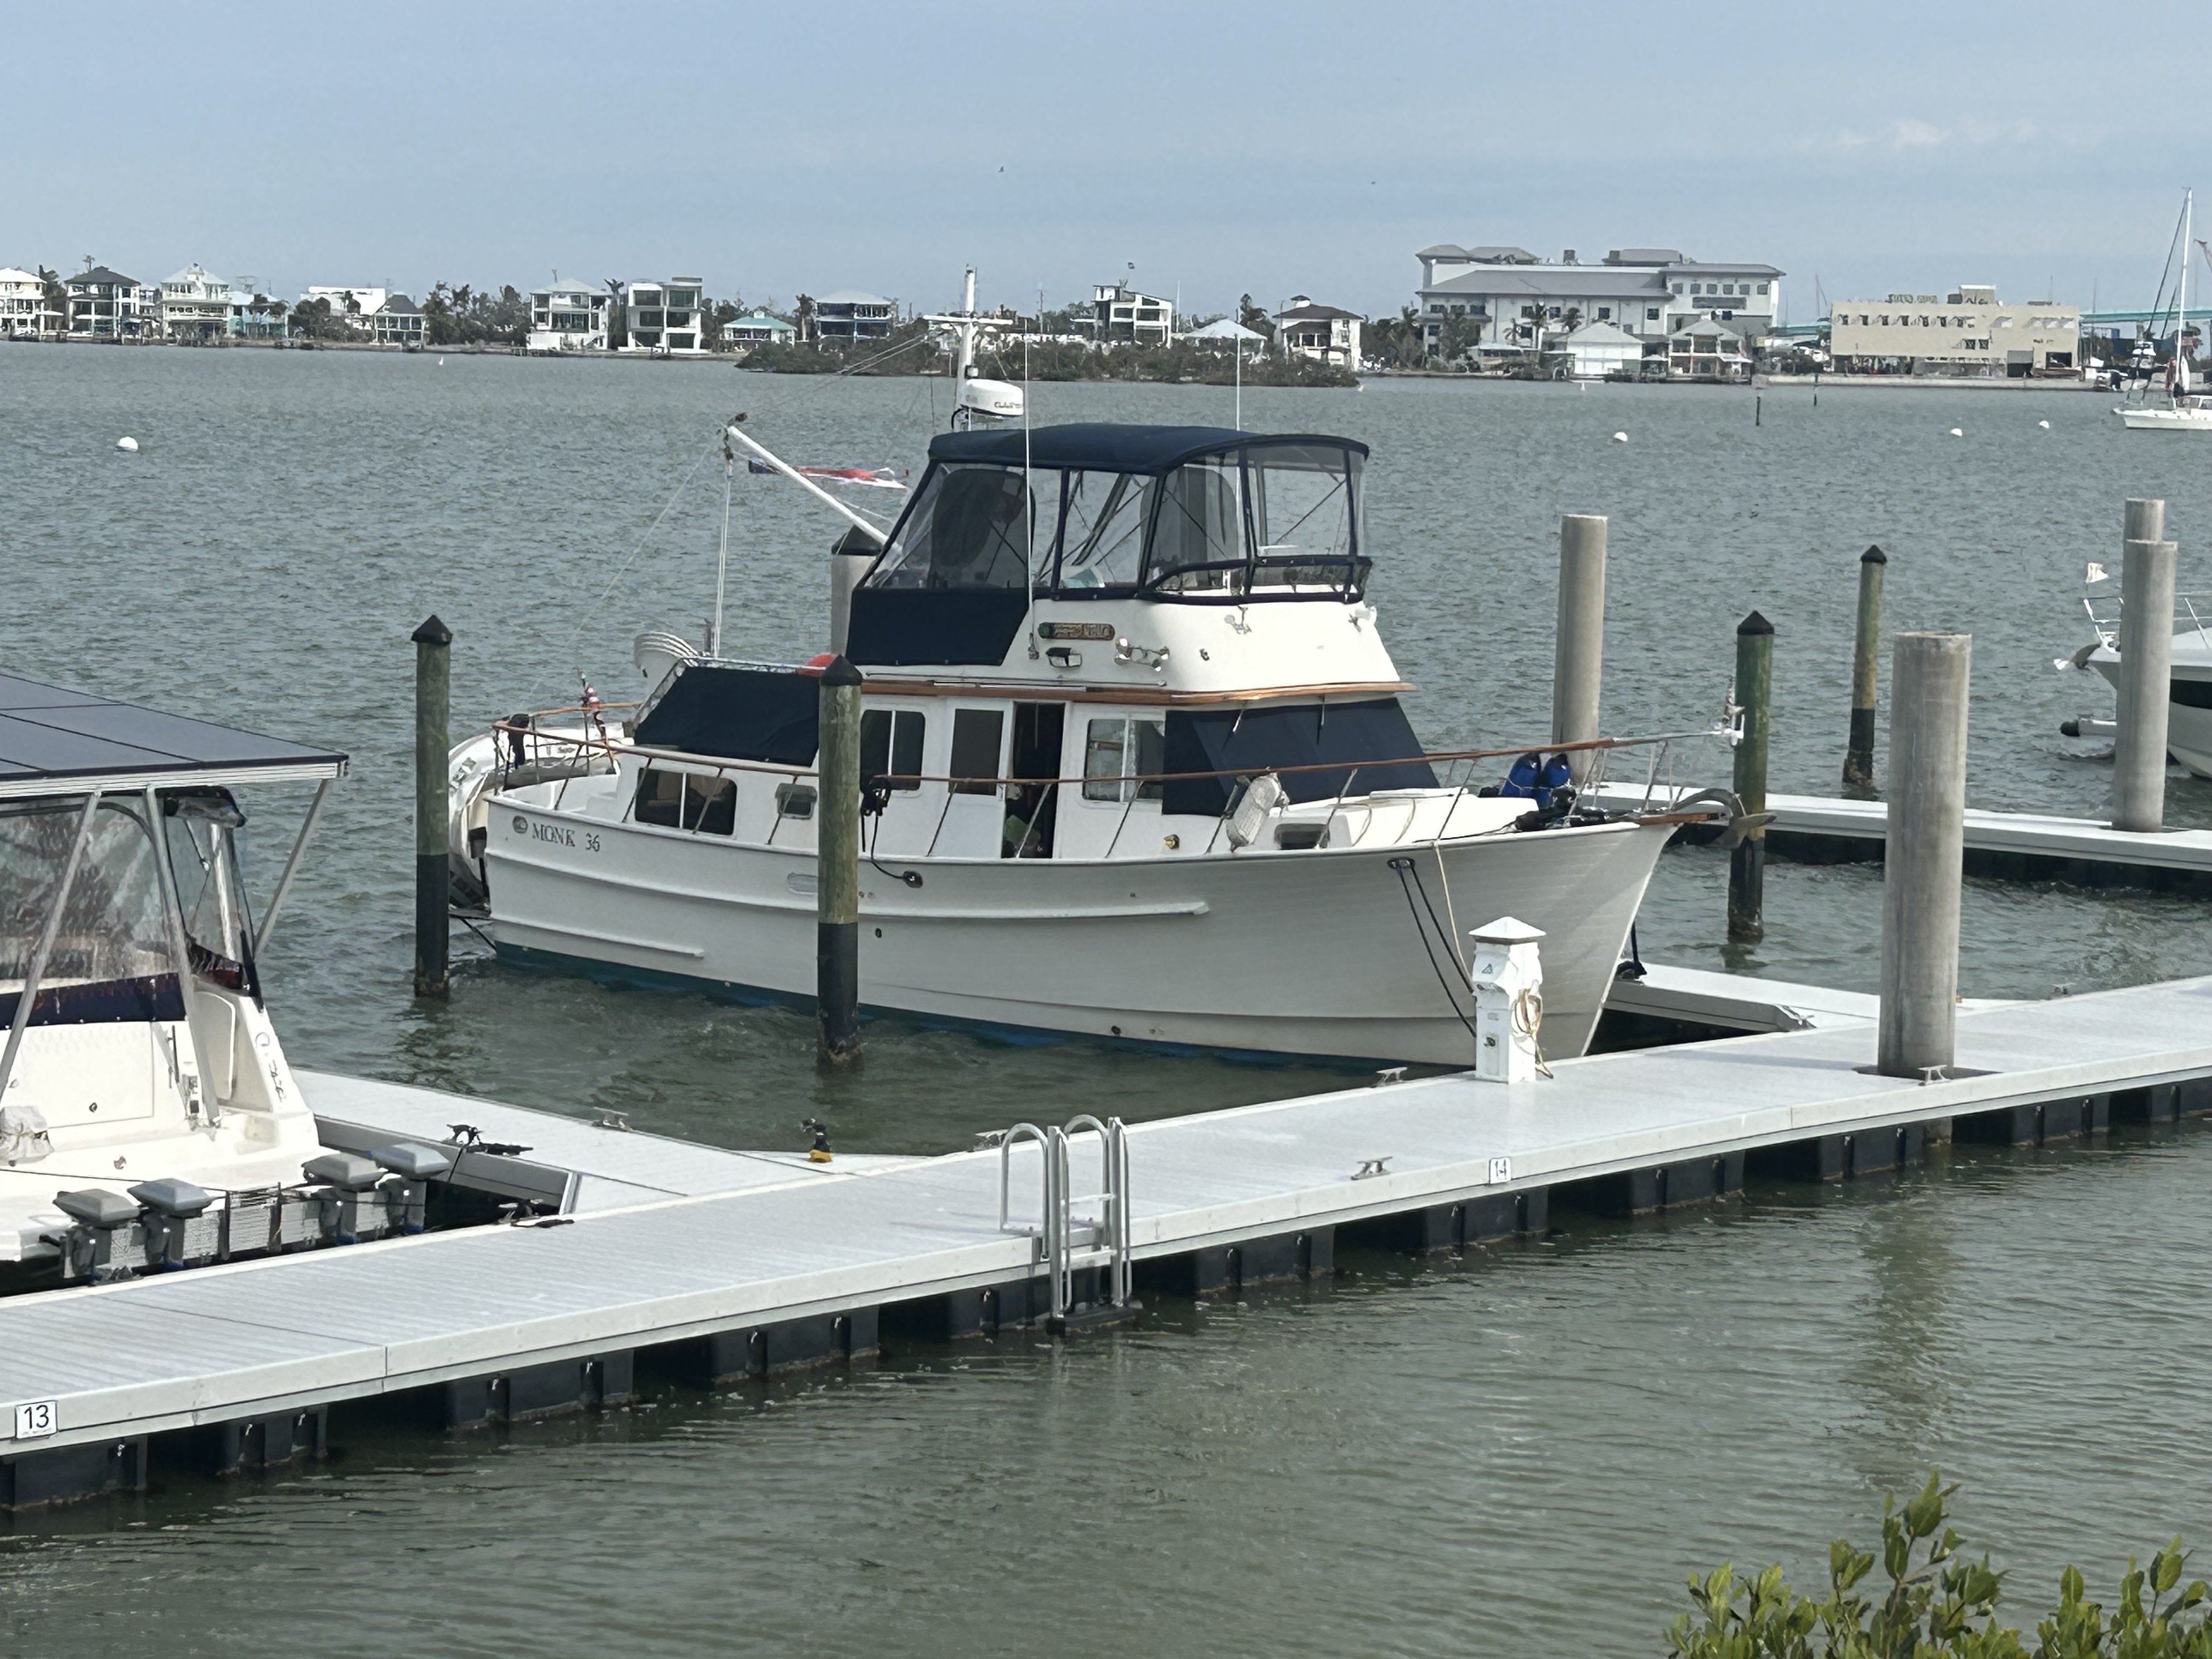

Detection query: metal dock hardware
xmin=1000 ymin=1116 xmax=1135 ymax=1332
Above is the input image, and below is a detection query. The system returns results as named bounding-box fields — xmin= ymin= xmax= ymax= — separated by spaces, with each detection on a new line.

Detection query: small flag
xmin=2085 ymin=561 xmax=2108 ymax=584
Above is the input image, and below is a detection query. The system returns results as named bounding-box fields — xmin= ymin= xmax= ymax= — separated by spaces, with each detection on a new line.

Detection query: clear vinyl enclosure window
xmin=1251 ymin=444 xmax=1358 ymax=566
xmin=1055 ymin=471 xmax=1149 ymax=589
xmin=1 ymin=798 xmax=176 ymax=997
xmin=869 ymin=464 xmax=1049 ymax=590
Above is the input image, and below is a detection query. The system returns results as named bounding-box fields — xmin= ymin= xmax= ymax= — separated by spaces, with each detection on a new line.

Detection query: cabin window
xmin=685 ymin=775 xmax=736 ymax=834
xmin=1082 ymin=718 xmax=1165 ymax=802
xmin=635 ymin=767 xmax=685 ymax=827
xmin=950 ymin=708 xmax=1006 ymax=795
xmin=635 ymin=766 xmax=735 ymax=833
xmin=1056 ymin=470 xmax=1150 ymax=589
xmin=860 ymin=708 xmax=926 ymax=792
xmin=868 ymin=463 xmax=1041 ymax=590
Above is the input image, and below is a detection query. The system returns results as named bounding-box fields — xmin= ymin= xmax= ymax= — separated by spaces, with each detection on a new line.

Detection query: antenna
xmin=1023 ymin=329 xmax=1034 ymax=614
xmin=710 ymin=434 xmax=734 ymax=656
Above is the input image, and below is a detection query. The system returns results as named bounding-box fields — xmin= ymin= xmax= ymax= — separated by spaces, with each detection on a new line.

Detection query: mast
xmin=2182 ymin=189 xmax=2194 ymax=399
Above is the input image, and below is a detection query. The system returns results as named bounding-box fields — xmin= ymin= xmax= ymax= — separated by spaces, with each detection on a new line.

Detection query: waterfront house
xmin=1084 ymin=282 xmax=1173 ymax=346
xmin=1413 ymin=245 xmax=1782 ymax=361
xmin=0 ymin=267 xmax=59 ymax=339
xmin=621 ymin=277 xmax=706 ymax=354
xmin=231 ymin=292 xmax=288 ymax=338
xmin=64 ymin=266 xmax=153 ymax=338
xmin=814 ymin=290 xmax=896 ymax=344
xmin=1559 ymin=319 xmax=1642 ymax=380
xmin=303 ymin=286 xmax=389 ymax=333
xmin=1829 ymin=287 xmax=2080 ymax=376
xmin=160 ymin=265 xmax=240 ymax=342
xmin=1657 ymin=317 xmax=1753 ymax=380
xmin=1272 ymin=297 xmax=1362 ymax=368
xmin=528 ymin=280 xmax=614 ymax=352
xmin=723 ymin=308 xmax=797 ymax=349
xmin=367 ymin=293 xmax=425 ymax=347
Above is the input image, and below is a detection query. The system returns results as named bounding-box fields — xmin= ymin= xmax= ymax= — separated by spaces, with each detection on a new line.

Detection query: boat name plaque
xmin=14 ymin=1400 xmax=57 ymax=1440
xmin=1037 ymin=622 xmax=1116 ymax=641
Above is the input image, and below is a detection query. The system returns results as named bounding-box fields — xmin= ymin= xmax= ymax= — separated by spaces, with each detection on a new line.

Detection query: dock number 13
xmin=14 ymin=1400 xmax=57 ymax=1440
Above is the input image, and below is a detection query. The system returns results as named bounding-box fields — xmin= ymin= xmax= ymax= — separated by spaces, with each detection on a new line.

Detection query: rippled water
xmin=3 ymin=347 xmax=2210 ymax=1654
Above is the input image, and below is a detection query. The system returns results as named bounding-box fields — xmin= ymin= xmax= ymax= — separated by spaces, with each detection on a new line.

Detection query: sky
xmin=1 ymin=0 xmax=2202 ymax=321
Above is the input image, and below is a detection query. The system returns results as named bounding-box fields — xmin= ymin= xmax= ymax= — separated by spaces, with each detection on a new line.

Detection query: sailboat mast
xmin=2183 ymin=189 xmax=2194 ymax=397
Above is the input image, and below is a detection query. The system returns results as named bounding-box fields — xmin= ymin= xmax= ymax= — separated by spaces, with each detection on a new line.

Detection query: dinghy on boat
xmin=451 ymin=420 xmax=1728 ymax=1065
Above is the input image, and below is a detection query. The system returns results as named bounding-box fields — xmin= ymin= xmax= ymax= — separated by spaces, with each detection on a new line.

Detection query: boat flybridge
xmin=0 ymin=674 xmax=358 ymax=1282
xmin=455 ymin=419 xmax=1730 ymax=1066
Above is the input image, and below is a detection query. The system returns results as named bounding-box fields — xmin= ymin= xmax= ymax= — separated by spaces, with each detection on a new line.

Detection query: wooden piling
xmin=1842 ymin=545 xmax=1887 ymax=791
xmin=816 ymin=655 xmax=864 ymax=1063
xmin=411 ymin=615 xmax=452 ymax=998
xmin=1727 ymin=611 xmax=1774 ymax=943
xmin=1878 ymin=631 xmax=1971 ymax=1078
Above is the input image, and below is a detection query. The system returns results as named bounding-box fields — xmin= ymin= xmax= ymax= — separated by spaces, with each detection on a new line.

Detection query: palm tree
xmin=793 ymin=292 xmax=817 ymax=345
xmin=603 ymin=279 xmax=627 ymax=351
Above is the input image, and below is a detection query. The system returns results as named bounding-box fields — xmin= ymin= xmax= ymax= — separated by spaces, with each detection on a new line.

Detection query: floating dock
xmin=4 ymin=975 xmax=2208 ymax=1510
xmin=1592 ymin=782 xmax=2212 ymax=894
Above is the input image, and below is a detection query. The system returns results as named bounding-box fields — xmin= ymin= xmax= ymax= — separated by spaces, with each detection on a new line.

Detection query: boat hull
xmin=482 ymin=802 xmax=1674 ymax=1066
xmin=2117 ymin=407 xmax=2212 ymax=431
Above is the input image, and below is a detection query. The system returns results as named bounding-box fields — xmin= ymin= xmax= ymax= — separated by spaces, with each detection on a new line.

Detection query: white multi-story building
xmin=1413 ymin=245 xmax=1783 ymax=357
xmin=1829 ymin=286 xmax=2079 ymax=376
xmin=621 ymin=276 xmax=706 ymax=354
xmin=0 ymin=267 xmax=58 ymax=338
xmin=528 ymin=279 xmax=614 ymax=352
xmin=813 ymin=290 xmax=895 ymax=344
xmin=160 ymin=264 xmax=241 ymax=342
xmin=303 ymin=286 xmax=388 ymax=331
xmin=64 ymin=266 xmax=154 ymax=338
xmin=1272 ymin=296 xmax=1362 ymax=368
xmin=1085 ymin=282 xmax=1173 ymax=346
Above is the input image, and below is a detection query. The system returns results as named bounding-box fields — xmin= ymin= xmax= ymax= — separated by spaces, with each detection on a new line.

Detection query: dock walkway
xmin=5 ymin=976 xmax=2209 ymax=1502
xmin=1590 ymin=782 xmax=2212 ymax=892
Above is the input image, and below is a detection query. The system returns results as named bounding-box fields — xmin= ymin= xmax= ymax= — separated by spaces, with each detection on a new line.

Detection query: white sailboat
xmin=449 ymin=281 xmax=1733 ymax=1067
xmin=2118 ymin=189 xmax=2212 ymax=431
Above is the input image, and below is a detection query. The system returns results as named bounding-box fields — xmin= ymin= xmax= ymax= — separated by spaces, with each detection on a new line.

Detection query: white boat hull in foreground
xmin=484 ymin=788 xmax=1673 ymax=1066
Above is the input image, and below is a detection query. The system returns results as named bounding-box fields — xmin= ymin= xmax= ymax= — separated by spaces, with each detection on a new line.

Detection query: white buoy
xmin=2038 ymin=420 xmax=2051 ymax=429
xmin=1948 ymin=427 xmax=1963 ymax=437
xmin=115 ymin=436 xmax=138 ymax=452
xmin=1611 ymin=431 xmax=1628 ymax=443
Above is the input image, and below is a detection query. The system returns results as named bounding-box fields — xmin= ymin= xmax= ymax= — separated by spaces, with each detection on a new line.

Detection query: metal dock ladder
xmin=999 ymin=1115 xmax=1136 ymax=1333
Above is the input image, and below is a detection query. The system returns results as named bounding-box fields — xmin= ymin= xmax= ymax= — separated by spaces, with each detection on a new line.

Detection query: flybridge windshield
xmin=864 ymin=435 xmax=1369 ymax=603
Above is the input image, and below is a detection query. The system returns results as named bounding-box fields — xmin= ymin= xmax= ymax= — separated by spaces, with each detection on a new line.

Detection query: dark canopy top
xmin=926 ymin=423 xmax=1368 ymax=475
xmin=0 ymin=674 xmax=347 ymax=800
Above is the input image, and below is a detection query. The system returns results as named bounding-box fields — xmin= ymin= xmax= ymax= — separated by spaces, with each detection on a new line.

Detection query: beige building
xmin=1830 ymin=285 xmax=2079 ymax=375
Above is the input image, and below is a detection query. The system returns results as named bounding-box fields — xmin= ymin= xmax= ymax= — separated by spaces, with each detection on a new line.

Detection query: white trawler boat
xmin=0 ymin=673 xmax=353 ymax=1276
xmin=453 ymin=414 xmax=1728 ymax=1066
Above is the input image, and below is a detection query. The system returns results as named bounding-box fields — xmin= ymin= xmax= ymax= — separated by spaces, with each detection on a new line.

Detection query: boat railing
xmin=2079 ymin=588 xmax=2212 ymax=648
xmin=487 ymin=709 xmax=1729 ymax=844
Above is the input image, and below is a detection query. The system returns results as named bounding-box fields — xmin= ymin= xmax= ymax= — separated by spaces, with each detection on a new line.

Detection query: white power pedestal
xmin=1469 ymin=916 xmax=1545 ymax=1084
